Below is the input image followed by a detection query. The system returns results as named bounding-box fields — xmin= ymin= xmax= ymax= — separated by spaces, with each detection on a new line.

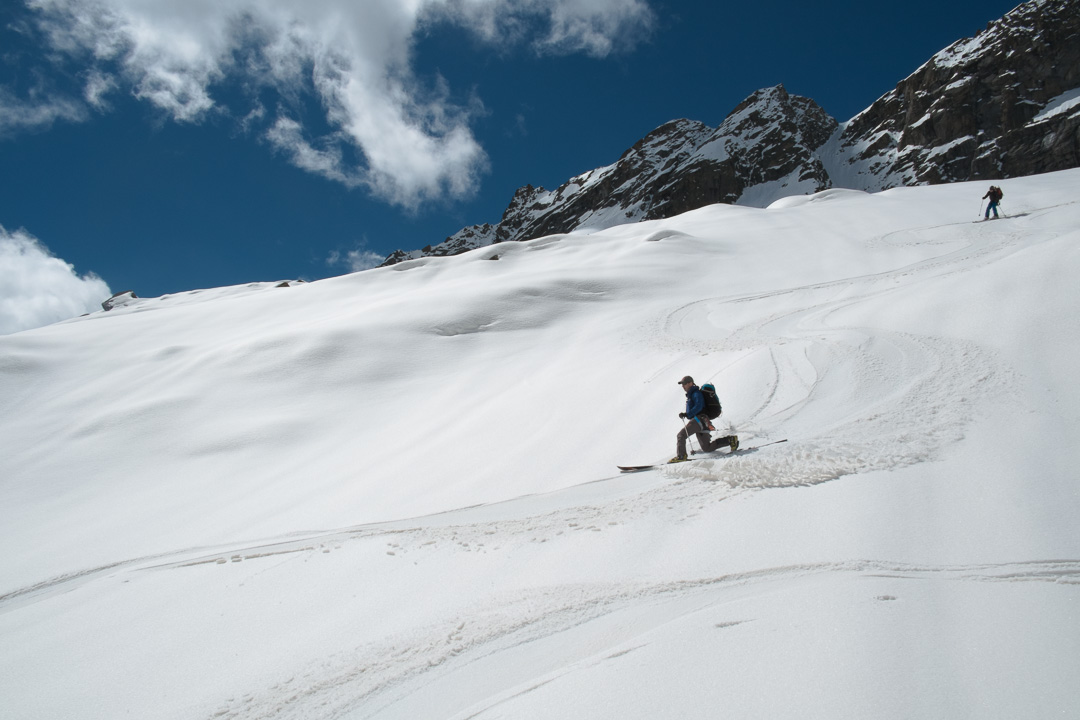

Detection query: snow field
xmin=2 ymin=171 xmax=1079 ymax=718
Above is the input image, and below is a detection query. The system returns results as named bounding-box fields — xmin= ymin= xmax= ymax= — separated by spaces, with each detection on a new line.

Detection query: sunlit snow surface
xmin=2 ymin=172 xmax=1079 ymax=719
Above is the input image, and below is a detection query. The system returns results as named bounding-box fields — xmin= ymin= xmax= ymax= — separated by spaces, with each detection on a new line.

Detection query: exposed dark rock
xmin=102 ymin=290 xmax=137 ymax=311
xmin=832 ymin=0 xmax=1080 ymax=187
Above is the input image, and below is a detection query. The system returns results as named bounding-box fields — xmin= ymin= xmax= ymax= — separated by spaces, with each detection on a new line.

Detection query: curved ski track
xmin=4 ymin=497 xmax=1078 ymax=720
xmin=652 ymin=218 xmax=1025 ymax=487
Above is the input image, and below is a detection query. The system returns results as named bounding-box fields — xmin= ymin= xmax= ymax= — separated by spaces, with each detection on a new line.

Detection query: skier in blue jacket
xmin=670 ymin=376 xmax=738 ymax=463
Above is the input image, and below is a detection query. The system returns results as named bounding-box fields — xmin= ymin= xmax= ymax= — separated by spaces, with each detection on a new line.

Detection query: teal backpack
xmin=701 ymin=383 xmax=722 ymax=419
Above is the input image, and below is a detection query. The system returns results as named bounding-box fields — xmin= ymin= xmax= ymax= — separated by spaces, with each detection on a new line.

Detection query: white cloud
xmin=0 ymin=226 xmax=112 ymax=335
xmin=20 ymin=0 xmax=654 ymax=208
xmin=327 ymin=243 xmax=387 ymax=273
xmin=82 ymin=69 xmax=118 ymax=110
xmin=428 ymin=0 xmax=655 ymax=57
xmin=266 ymin=116 xmax=363 ymax=188
xmin=0 ymin=86 xmax=88 ymax=135
xmin=539 ymin=0 xmax=654 ymax=56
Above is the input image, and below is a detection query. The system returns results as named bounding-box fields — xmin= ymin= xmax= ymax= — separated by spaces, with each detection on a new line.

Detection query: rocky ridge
xmin=382 ymin=0 xmax=1080 ymax=266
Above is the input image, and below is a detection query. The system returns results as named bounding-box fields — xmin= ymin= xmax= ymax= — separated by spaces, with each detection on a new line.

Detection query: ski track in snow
xmin=207 ymin=561 xmax=1079 ymax=720
xmin=652 ymin=216 xmax=1024 ymax=488
xmin=4 ymin=495 xmax=1078 ymax=720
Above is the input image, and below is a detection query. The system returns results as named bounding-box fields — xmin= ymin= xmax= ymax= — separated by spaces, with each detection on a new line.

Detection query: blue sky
xmin=0 ymin=0 xmax=1019 ymax=331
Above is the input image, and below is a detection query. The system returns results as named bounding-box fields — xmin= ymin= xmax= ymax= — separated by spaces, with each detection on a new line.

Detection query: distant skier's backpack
xmin=990 ymin=186 xmax=1003 ymax=201
xmin=700 ymin=383 xmax=722 ymax=419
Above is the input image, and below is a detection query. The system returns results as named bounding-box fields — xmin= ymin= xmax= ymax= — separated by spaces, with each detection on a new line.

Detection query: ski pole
xmin=682 ymin=417 xmax=697 ymax=455
xmin=979 ymin=199 xmax=985 ymax=218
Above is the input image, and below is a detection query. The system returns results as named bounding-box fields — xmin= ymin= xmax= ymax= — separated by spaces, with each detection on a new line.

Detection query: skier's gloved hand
xmin=678 ymin=412 xmax=687 ymax=419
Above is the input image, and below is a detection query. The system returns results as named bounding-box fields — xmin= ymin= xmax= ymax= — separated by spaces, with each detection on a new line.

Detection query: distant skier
xmin=982 ymin=185 xmax=1003 ymax=219
xmin=670 ymin=376 xmax=738 ymax=463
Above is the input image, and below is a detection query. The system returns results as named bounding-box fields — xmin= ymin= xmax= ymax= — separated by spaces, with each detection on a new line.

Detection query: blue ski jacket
xmin=684 ymin=385 xmax=706 ymax=419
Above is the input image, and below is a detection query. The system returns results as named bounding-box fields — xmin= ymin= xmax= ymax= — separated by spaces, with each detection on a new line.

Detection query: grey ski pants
xmin=677 ymin=417 xmax=720 ymax=457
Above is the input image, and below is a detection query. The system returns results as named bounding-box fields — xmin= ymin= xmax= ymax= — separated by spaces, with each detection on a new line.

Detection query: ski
xmin=618 ymin=439 xmax=788 ymax=472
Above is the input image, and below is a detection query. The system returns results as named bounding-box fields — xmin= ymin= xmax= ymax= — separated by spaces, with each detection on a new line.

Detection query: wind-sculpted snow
xmin=2 ymin=172 xmax=1080 ymax=719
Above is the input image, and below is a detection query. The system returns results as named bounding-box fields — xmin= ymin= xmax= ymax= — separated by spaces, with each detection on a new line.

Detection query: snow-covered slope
xmin=2 ymin=171 xmax=1080 ymax=719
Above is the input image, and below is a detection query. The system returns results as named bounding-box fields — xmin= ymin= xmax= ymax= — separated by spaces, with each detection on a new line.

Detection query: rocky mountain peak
xmin=721 ymin=84 xmax=835 ymax=148
xmin=381 ymin=86 xmax=838 ymax=266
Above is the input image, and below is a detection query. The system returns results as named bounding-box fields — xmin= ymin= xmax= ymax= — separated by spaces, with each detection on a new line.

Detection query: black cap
xmin=678 ymin=376 xmax=694 ymax=385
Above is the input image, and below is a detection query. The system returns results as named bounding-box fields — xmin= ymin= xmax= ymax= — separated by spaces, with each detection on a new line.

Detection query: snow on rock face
xmin=383 ymin=0 xmax=1080 ymax=267
xmin=834 ymin=0 xmax=1080 ymax=188
xmin=1029 ymin=86 xmax=1080 ymax=125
